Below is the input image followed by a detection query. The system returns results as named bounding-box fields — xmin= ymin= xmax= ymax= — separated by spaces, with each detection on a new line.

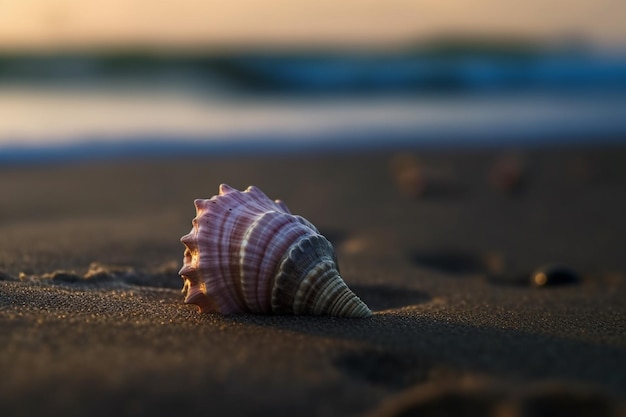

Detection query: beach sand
xmin=1 ymin=146 xmax=625 ymax=416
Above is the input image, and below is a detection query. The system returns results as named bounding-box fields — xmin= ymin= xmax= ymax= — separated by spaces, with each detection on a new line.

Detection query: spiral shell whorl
xmin=179 ymin=184 xmax=371 ymax=317
xmin=272 ymin=235 xmax=370 ymax=317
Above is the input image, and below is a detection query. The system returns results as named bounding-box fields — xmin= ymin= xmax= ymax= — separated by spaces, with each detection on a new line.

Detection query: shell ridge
xmin=294 ymin=215 xmax=319 ymax=234
xmin=241 ymin=211 xmax=278 ymax=312
xmin=272 ymin=235 xmax=336 ymax=314
xmin=312 ymin=276 xmax=344 ymax=314
xmin=224 ymin=197 xmax=281 ymax=310
xmin=328 ymin=285 xmax=353 ymax=315
xmin=238 ymin=186 xmax=278 ymax=213
xmin=307 ymin=266 xmax=371 ymax=317
xmin=239 ymin=211 xmax=273 ymax=312
xmin=292 ymin=262 xmax=335 ymax=314
xmin=270 ymin=235 xmax=313 ymax=314
xmin=264 ymin=225 xmax=315 ymax=312
xmin=291 ymin=259 xmax=336 ymax=313
xmin=248 ymin=216 xmax=313 ymax=312
xmin=244 ymin=186 xmax=289 ymax=215
xmin=194 ymin=197 xmax=246 ymax=313
xmin=323 ymin=284 xmax=371 ymax=317
xmin=227 ymin=212 xmax=257 ymax=312
xmin=213 ymin=202 xmax=248 ymax=312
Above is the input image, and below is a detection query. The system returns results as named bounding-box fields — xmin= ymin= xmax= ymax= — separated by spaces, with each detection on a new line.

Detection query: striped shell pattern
xmin=179 ymin=184 xmax=371 ymax=317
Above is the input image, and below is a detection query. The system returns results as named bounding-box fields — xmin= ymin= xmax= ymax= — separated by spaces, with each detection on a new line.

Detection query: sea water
xmin=0 ymin=51 xmax=625 ymax=162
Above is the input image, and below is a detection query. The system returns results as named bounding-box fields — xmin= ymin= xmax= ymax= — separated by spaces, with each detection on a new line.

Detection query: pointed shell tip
xmin=219 ymin=184 xmax=236 ymax=195
xmin=275 ymin=199 xmax=291 ymax=213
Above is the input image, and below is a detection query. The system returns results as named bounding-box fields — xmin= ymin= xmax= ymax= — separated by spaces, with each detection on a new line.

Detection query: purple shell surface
xmin=179 ymin=184 xmax=371 ymax=317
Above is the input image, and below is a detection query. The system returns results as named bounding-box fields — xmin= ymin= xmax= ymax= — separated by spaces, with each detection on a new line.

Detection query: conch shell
xmin=179 ymin=184 xmax=372 ymax=317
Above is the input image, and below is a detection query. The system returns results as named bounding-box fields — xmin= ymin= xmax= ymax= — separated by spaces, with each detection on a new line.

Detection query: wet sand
xmin=1 ymin=146 xmax=625 ymax=416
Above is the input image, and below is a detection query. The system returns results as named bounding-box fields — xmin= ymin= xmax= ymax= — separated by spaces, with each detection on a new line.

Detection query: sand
xmin=1 ymin=146 xmax=625 ymax=416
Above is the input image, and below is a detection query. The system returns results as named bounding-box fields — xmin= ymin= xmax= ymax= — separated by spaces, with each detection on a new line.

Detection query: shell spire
xmin=178 ymin=184 xmax=371 ymax=318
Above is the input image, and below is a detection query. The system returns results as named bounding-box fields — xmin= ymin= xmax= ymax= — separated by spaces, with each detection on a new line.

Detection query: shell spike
xmin=184 ymin=286 xmax=219 ymax=313
xmin=245 ymin=185 xmax=262 ymax=194
xmin=246 ymin=185 xmax=274 ymax=204
xmin=219 ymin=183 xmax=236 ymax=195
xmin=274 ymin=199 xmax=291 ymax=213
xmin=180 ymin=232 xmax=196 ymax=245
xmin=194 ymin=199 xmax=210 ymax=212
xmin=178 ymin=264 xmax=195 ymax=277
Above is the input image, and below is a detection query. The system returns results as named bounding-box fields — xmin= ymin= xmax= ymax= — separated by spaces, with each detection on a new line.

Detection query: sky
xmin=0 ymin=0 xmax=624 ymax=51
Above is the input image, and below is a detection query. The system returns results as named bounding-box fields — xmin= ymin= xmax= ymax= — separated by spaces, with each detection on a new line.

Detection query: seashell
xmin=179 ymin=184 xmax=372 ymax=317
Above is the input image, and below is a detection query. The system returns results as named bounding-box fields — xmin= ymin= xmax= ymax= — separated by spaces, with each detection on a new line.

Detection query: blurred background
xmin=0 ymin=0 xmax=625 ymax=162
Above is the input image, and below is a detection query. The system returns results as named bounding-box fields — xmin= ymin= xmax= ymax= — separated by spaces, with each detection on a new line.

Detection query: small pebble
xmin=530 ymin=264 xmax=580 ymax=287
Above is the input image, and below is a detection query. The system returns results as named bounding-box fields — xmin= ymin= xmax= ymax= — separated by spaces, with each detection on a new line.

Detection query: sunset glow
xmin=0 ymin=0 xmax=624 ymax=50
